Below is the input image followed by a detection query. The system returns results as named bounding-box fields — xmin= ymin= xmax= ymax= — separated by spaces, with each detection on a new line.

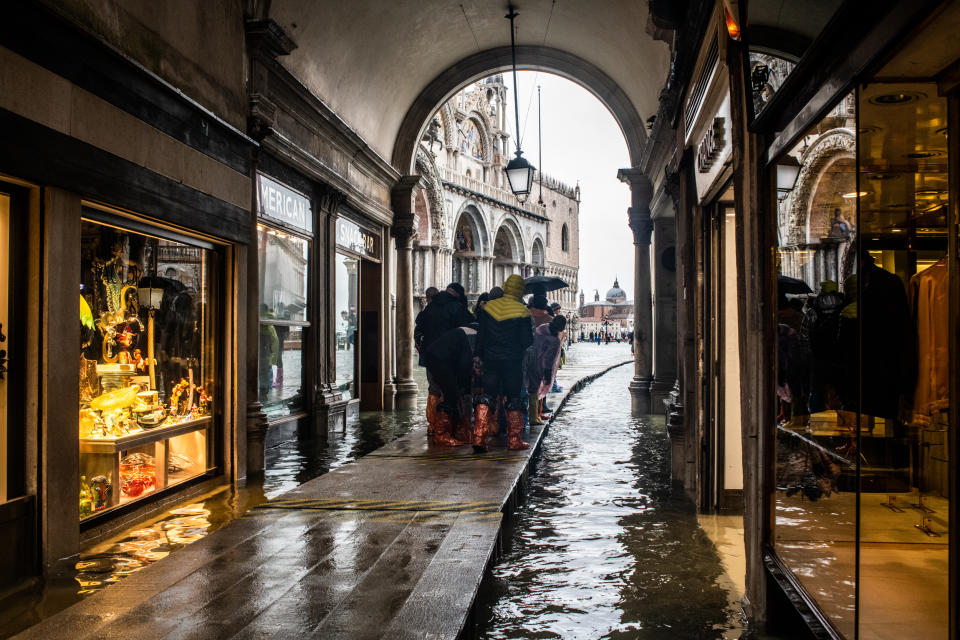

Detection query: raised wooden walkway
xmin=17 ymin=346 xmax=633 ymax=640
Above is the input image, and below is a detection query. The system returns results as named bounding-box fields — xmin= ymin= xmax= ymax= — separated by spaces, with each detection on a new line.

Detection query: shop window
xmin=774 ymin=93 xmax=858 ymax=636
xmin=774 ymin=82 xmax=951 ymax=638
xmin=257 ymin=224 xmax=310 ymax=419
xmin=335 ymin=253 xmax=359 ymax=401
xmin=78 ymin=216 xmax=215 ymax=521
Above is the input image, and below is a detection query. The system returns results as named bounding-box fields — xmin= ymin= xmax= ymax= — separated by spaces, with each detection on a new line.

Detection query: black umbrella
xmin=777 ymin=274 xmax=812 ymax=295
xmin=524 ymin=275 xmax=568 ymax=294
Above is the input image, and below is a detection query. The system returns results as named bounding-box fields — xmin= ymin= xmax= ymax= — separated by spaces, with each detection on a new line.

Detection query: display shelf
xmin=79 ymin=416 xmax=212 ymax=454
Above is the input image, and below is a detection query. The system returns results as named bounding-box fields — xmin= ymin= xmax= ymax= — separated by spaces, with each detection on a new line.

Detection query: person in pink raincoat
xmin=525 ymin=315 xmax=566 ymax=424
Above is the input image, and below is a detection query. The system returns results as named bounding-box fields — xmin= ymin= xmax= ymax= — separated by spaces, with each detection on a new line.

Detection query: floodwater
xmin=477 ymin=365 xmax=752 ymax=640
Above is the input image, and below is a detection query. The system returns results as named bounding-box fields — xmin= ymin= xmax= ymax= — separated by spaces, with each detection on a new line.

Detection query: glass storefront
xmin=78 ymin=214 xmax=216 ymax=521
xmin=257 ymin=224 xmax=309 ymax=419
xmin=334 ymin=252 xmax=359 ymax=401
xmin=773 ymin=70 xmax=951 ymax=637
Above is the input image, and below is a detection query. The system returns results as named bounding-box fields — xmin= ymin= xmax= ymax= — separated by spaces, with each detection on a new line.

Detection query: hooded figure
xmin=423 ymin=323 xmax=479 ymax=445
xmin=473 ymin=274 xmax=534 ymax=452
xmin=525 ymin=315 xmax=566 ymax=424
xmin=528 ymin=294 xmax=552 ymax=328
xmin=414 ymin=282 xmax=474 ymax=435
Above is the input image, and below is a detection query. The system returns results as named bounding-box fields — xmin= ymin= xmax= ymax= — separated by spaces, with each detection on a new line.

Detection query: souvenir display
xmin=119 ymin=452 xmax=156 ymax=498
xmin=78 ymin=218 xmax=215 ymax=521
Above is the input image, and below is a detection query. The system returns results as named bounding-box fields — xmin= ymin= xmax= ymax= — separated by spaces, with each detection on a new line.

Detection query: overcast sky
xmin=510 ymin=70 xmax=634 ymax=299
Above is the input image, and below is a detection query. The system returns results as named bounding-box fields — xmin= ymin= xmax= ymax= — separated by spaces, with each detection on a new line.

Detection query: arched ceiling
xmin=269 ymin=0 xmax=671 ymax=170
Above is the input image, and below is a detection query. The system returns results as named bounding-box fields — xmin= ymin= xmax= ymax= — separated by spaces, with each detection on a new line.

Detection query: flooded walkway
xmin=11 ymin=345 xmax=632 ymax=640
xmin=476 ymin=364 xmax=749 ymax=639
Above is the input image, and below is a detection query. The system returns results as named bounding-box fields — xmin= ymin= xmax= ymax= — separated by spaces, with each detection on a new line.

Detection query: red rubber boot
xmin=425 ymin=393 xmax=441 ymax=436
xmin=506 ymin=410 xmax=530 ymax=450
xmin=472 ymin=403 xmax=492 ymax=453
xmin=432 ymin=410 xmax=465 ymax=447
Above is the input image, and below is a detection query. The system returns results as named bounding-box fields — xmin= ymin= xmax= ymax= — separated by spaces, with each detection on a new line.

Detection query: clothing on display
xmin=909 ymin=258 xmax=949 ymax=424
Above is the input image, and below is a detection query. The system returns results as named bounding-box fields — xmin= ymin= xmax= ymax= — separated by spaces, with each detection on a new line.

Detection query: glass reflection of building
xmin=257 ymin=224 xmax=310 ymax=419
xmin=335 ymin=253 xmax=359 ymax=401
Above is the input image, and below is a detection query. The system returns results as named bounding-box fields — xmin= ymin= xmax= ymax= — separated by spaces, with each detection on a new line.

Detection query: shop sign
xmin=336 ymin=218 xmax=380 ymax=258
xmin=257 ymin=173 xmax=312 ymax=234
xmin=696 ymin=117 xmax=726 ymax=173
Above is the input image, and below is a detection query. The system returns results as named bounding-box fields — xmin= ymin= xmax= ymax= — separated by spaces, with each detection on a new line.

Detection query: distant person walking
xmin=473 ymin=275 xmax=533 ymax=452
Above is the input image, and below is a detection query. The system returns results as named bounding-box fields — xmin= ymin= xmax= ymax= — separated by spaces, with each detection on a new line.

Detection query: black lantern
xmin=505 ymin=5 xmax=536 ymax=204
xmin=505 ymin=151 xmax=535 ymax=203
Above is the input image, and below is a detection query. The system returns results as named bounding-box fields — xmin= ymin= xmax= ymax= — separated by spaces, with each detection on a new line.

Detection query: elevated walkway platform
xmin=17 ymin=345 xmax=632 ymax=640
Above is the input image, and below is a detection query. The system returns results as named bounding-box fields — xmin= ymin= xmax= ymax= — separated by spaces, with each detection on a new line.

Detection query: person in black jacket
xmin=413 ymin=282 xmax=474 ymax=434
xmin=423 ymin=323 xmax=479 ymax=446
xmin=472 ymin=274 xmax=534 ymax=453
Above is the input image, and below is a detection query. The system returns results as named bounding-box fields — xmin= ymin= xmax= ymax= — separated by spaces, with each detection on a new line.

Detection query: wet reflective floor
xmin=0 ymin=373 xmax=427 ymax=639
xmin=477 ymin=365 xmax=755 ymax=639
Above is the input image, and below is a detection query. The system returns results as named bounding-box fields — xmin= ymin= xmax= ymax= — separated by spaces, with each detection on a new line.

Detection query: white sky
xmin=509 ymin=70 xmax=634 ymax=299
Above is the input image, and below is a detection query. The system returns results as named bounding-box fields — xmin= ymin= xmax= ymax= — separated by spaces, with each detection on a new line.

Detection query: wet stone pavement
xmin=476 ymin=364 xmax=749 ymax=639
xmin=5 ymin=345 xmax=632 ymax=639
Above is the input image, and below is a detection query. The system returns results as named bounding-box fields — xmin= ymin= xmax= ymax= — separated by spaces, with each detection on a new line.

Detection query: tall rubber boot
xmin=506 ymin=410 xmax=530 ymax=450
xmin=432 ymin=410 xmax=464 ymax=447
xmin=528 ymin=395 xmax=544 ymax=425
xmin=472 ymin=403 xmax=492 ymax=453
xmin=454 ymin=411 xmax=472 ymax=443
xmin=426 ymin=393 xmax=441 ymax=436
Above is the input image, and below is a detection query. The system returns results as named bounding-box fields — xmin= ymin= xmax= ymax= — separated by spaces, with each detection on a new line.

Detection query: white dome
xmin=605 ymin=278 xmax=626 ymax=302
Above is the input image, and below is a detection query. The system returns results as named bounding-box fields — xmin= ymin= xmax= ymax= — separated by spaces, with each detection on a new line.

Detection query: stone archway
xmin=784 ymin=128 xmax=856 ymax=247
xmin=393 ymin=46 xmax=648 ymax=173
xmin=451 ymin=203 xmax=487 ymax=295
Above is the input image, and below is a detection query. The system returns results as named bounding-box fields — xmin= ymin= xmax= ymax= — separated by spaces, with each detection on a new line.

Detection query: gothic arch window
xmin=561 ymin=224 xmax=569 ymax=252
xmin=532 ymin=238 xmax=545 ymax=266
xmin=461 ymin=119 xmax=484 ymax=160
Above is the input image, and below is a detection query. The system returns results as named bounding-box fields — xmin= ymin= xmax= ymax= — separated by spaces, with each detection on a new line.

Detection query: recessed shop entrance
xmin=335 ymin=216 xmax=383 ymax=413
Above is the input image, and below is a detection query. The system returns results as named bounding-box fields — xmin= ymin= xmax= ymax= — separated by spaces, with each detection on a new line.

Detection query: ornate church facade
xmin=411 ymin=76 xmax=581 ymax=313
xmin=577 ymin=279 xmax=634 ymax=338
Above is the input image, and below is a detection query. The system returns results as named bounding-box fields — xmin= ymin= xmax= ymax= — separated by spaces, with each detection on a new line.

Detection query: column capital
xmin=617 ymin=168 xmax=653 ymax=205
xmin=628 ymin=207 xmax=653 ymax=246
xmin=391 ymin=216 xmax=418 ymax=248
xmin=391 ymin=174 xmax=421 ymax=217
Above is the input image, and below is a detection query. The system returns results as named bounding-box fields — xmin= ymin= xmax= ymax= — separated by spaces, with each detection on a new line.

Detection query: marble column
xmin=391 ymin=176 xmax=420 ymax=409
xmin=617 ymin=169 xmax=654 ymax=414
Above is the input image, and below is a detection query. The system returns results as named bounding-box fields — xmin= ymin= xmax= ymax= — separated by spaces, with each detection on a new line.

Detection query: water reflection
xmin=478 ymin=365 xmax=754 ymax=639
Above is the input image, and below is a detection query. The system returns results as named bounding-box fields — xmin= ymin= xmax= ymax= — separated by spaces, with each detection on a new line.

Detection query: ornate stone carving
xmin=317 ymin=183 xmax=347 ymax=217
xmin=783 ymin=129 xmax=856 ymax=246
xmin=415 ymin=148 xmax=448 ymax=244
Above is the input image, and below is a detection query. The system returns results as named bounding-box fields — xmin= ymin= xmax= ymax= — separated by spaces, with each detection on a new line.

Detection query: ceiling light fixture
xmin=503 ymin=5 xmax=535 ymax=204
xmin=841 ymin=191 xmax=868 ymax=198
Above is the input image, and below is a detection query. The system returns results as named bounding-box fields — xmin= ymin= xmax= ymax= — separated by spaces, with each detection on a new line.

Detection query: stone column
xmin=618 ymin=169 xmax=654 ymax=413
xmin=245 ymin=18 xmax=297 ymax=469
xmin=314 ymin=185 xmax=348 ymax=431
xmin=391 ymin=176 xmax=420 ymax=409
xmin=651 ymin=208 xmax=677 ymax=407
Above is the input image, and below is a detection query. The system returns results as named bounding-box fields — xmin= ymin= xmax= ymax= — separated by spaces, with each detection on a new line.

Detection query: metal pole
xmin=507 ymin=5 xmax=521 ymax=153
xmin=538 ymin=84 xmax=544 ymax=206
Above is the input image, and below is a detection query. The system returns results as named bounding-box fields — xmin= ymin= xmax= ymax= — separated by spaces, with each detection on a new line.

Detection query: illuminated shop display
xmin=78 ymin=216 xmax=215 ymax=520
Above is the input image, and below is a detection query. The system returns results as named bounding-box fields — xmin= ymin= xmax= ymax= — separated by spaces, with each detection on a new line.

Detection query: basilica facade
xmin=411 ymin=76 xmax=581 ymax=314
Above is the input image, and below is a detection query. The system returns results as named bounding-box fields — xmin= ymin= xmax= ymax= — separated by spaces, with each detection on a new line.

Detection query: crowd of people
xmin=414 ymin=275 xmax=567 ymax=453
